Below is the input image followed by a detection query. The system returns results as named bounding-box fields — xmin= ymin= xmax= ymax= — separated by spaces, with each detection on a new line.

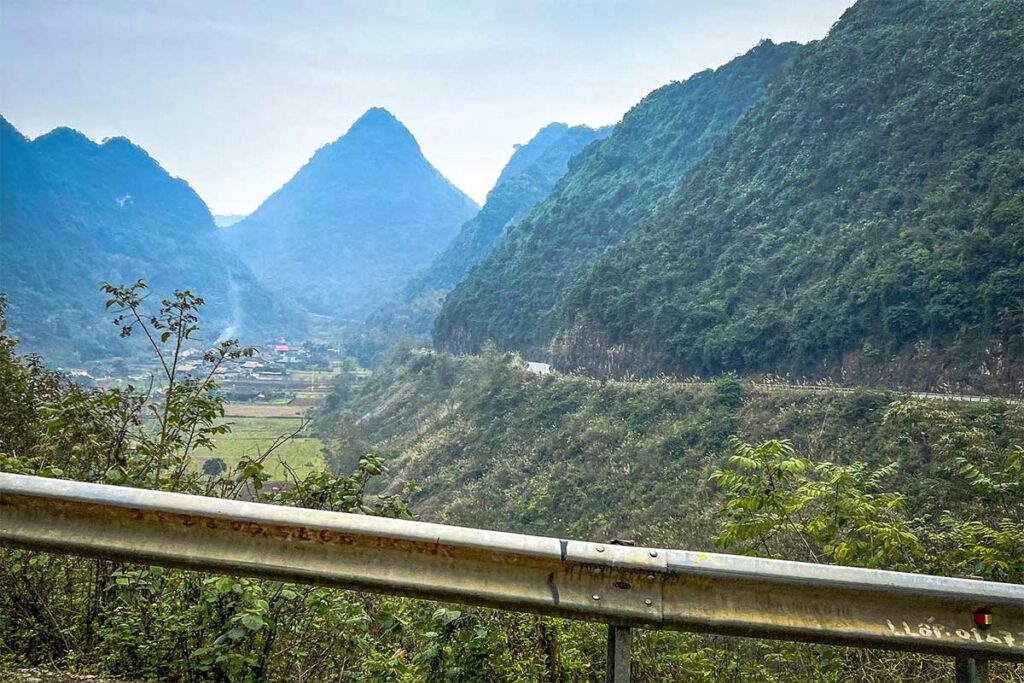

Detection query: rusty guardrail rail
xmin=1 ymin=473 xmax=1022 ymax=681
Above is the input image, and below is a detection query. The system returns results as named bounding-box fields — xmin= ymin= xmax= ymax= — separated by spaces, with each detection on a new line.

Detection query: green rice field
xmin=191 ymin=416 xmax=326 ymax=480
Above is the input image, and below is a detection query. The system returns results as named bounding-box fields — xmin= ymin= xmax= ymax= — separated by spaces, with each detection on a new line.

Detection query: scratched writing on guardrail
xmin=886 ymin=619 xmax=1022 ymax=650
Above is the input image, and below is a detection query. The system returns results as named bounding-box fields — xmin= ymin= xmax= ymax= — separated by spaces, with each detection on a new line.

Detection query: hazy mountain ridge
xmin=222 ymin=108 xmax=479 ymax=319
xmin=404 ymin=122 xmax=611 ymax=299
xmin=0 ymin=115 xmax=294 ymax=362
xmin=354 ymin=122 xmax=612 ymax=357
xmin=434 ymin=40 xmax=803 ymax=355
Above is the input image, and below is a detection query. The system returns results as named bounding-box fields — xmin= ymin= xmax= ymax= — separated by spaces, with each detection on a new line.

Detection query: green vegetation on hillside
xmin=0 ymin=288 xmax=426 ymax=682
xmin=309 ymin=347 xmax=1024 ymax=680
xmin=2 ymin=284 xmax=1023 ymax=680
xmin=554 ymin=0 xmax=1023 ymax=390
xmin=314 ymin=347 xmax=1023 ymax=550
xmin=434 ymin=40 xmax=801 ymax=355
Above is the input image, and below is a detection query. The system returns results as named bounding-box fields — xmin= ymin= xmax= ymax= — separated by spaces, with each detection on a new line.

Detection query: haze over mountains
xmin=403 ymin=122 xmax=612 ymax=305
xmin=212 ymin=214 xmax=245 ymax=228
xmin=0 ymin=108 xmax=485 ymax=363
xmin=359 ymin=121 xmax=611 ymax=356
xmin=221 ymin=108 xmax=479 ymax=319
xmin=1 ymin=103 xmax=616 ymax=365
xmin=0 ymin=115 xmax=295 ymax=362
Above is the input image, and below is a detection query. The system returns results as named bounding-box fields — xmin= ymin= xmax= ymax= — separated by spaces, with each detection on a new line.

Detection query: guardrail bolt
xmin=649 ymin=550 xmax=658 ymax=558
xmin=596 ymin=545 xmax=605 ymax=552
xmin=592 ymin=594 xmax=601 ymax=601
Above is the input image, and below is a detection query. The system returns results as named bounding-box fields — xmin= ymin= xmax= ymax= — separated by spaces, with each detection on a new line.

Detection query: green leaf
xmin=240 ymin=614 xmax=264 ymax=631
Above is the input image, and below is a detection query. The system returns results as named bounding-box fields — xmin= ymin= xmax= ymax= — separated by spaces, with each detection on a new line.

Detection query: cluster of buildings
xmin=66 ymin=340 xmax=341 ymax=391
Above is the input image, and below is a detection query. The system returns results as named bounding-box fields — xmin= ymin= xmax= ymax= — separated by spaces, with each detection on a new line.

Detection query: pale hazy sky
xmin=2 ymin=0 xmax=855 ymax=214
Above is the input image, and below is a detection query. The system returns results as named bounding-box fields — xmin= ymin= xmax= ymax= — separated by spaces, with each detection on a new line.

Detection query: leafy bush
xmin=202 ymin=457 xmax=228 ymax=476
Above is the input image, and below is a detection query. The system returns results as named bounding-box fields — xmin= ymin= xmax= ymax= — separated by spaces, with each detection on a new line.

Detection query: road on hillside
xmin=529 ymin=363 xmax=1021 ymax=404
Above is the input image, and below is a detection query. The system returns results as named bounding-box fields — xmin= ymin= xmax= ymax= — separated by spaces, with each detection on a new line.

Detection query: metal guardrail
xmin=1 ymin=473 xmax=1022 ymax=680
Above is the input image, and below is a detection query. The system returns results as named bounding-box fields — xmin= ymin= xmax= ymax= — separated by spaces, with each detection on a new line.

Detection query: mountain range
xmin=0 ymin=116 xmax=295 ymax=362
xmin=3 ymin=0 xmax=1020 ymax=394
xmin=434 ymin=39 xmax=802 ymax=356
xmin=551 ymin=0 xmax=1024 ymax=391
xmin=0 ymin=108 xmax=483 ymax=363
xmin=357 ymin=121 xmax=611 ymax=358
xmin=435 ymin=0 xmax=1023 ymax=393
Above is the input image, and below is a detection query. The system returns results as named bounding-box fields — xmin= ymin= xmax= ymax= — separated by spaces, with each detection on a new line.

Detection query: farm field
xmin=222 ymin=403 xmax=311 ymax=417
xmin=191 ymin=415 xmax=326 ymax=480
xmin=285 ymin=370 xmax=339 ymax=391
xmin=290 ymin=391 xmax=327 ymax=406
xmin=289 ymin=370 xmax=337 ymax=383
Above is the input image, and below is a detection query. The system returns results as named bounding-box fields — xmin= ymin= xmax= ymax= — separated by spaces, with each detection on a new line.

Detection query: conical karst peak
xmin=344 ymin=107 xmax=418 ymax=149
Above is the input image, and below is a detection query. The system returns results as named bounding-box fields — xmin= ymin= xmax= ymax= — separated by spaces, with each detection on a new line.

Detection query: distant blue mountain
xmin=222 ymin=108 xmax=479 ymax=318
xmin=0 ymin=115 xmax=298 ymax=363
xmin=435 ymin=40 xmax=803 ymax=355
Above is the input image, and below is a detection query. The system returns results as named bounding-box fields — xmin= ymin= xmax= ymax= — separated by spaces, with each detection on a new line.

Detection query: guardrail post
xmin=955 ymin=657 xmax=989 ymax=683
xmin=605 ymin=624 xmax=631 ymax=682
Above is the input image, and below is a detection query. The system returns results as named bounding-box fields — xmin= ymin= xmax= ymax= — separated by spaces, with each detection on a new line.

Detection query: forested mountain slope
xmin=434 ymin=40 xmax=802 ymax=354
xmin=555 ymin=0 xmax=1024 ymax=392
xmin=357 ymin=123 xmax=610 ymax=355
xmin=313 ymin=348 xmax=1023 ymax=552
xmin=0 ymin=116 xmax=292 ymax=363
xmin=309 ymin=347 xmax=1024 ymax=679
xmin=222 ymin=108 xmax=478 ymax=319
